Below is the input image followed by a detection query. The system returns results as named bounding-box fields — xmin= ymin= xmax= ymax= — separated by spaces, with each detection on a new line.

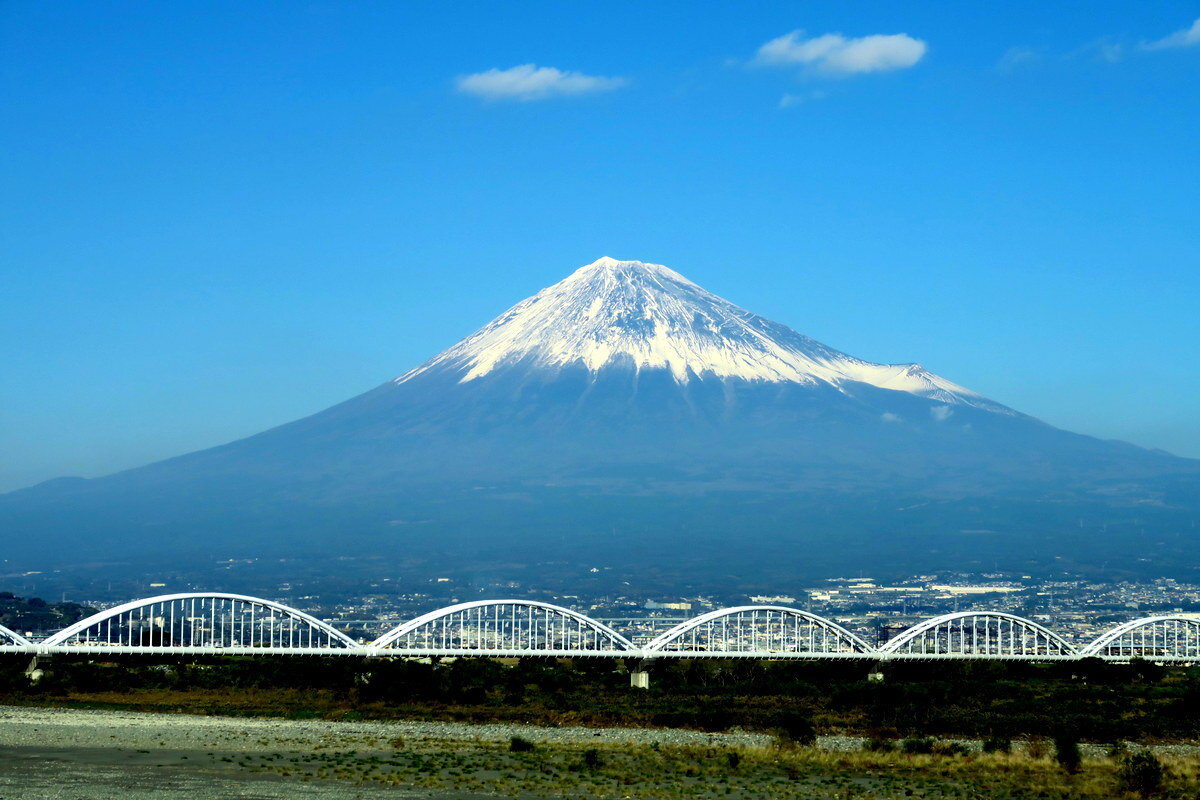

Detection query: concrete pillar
xmin=24 ymin=655 xmax=46 ymax=684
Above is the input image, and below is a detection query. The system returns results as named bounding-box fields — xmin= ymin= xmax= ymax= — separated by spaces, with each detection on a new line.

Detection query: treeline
xmin=4 ymin=655 xmax=1200 ymax=742
xmin=0 ymin=593 xmax=94 ymax=635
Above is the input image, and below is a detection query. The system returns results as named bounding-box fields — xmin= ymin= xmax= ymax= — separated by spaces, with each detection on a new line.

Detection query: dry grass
xmin=232 ymin=739 xmax=1200 ymax=799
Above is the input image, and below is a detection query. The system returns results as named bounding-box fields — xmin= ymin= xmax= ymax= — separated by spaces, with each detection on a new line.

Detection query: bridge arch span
xmin=42 ymin=593 xmax=359 ymax=654
xmin=880 ymin=611 xmax=1076 ymax=659
xmin=0 ymin=622 xmax=32 ymax=649
xmin=644 ymin=606 xmax=875 ymax=658
xmin=370 ymin=600 xmax=636 ymax=656
xmin=1082 ymin=616 xmax=1200 ymax=661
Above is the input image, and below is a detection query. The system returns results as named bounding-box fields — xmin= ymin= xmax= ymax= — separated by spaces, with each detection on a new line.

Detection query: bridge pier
xmin=24 ymin=655 xmax=47 ymax=684
xmin=629 ymin=659 xmax=652 ymax=689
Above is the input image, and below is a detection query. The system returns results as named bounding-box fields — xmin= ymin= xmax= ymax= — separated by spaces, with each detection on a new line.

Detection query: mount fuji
xmin=4 ymin=257 xmax=1198 ymax=584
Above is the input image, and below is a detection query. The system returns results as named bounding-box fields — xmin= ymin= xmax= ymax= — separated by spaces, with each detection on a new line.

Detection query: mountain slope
xmin=3 ymin=257 xmax=1197 ymax=582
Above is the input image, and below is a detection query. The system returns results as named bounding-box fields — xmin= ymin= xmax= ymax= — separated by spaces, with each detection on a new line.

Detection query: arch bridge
xmin=41 ymin=593 xmax=359 ymax=655
xmin=16 ymin=592 xmax=1200 ymax=664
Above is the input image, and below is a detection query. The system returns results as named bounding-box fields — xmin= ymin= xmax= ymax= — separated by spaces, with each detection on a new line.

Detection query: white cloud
xmin=1143 ymin=17 xmax=1200 ymax=51
xmin=930 ymin=405 xmax=953 ymax=422
xmin=456 ymin=64 xmax=626 ymax=102
xmin=755 ymin=30 xmax=927 ymax=75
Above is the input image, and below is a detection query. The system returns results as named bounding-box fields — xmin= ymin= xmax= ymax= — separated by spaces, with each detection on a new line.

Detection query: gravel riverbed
xmin=0 ymin=704 xmax=775 ymax=750
xmin=3 ymin=706 xmax=1200 ymax=799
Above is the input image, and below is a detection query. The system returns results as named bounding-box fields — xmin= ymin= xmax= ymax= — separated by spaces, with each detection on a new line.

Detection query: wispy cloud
xmin=1096 ymin=41 xmax=1125 ymax=63
xmin=1142 ymin=17 xmax=1200 ymax=51
xmin=754 ymin=30 xmax=927 ymax=76
xmin=779 ymin=89 xmax=827 ymax=108
xmin=996 ymin=46 xmax=1041 ymax=72
xmin=456 ymin=64 xmax=626 ymax=102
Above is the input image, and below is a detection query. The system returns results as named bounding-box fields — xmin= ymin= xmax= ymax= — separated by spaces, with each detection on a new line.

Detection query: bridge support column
xmin=24 ymin=655 xmax=47 ymax=684
xmin=629 ymin=659 xmax=652 ymax=689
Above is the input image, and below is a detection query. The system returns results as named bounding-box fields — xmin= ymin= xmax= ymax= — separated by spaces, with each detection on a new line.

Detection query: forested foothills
xmin=6 ymin=655 xmax=1200 ymax=742
xmin=0 ymin=592 xmax=93 ymax=633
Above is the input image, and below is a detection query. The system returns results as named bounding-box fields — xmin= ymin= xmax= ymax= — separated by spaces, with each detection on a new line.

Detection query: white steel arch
xmin=41 ymin=593 xmax=359 ymax=655
xmin=0 ymin=622 xmax=33 ymax=649
xmin=1082 ymin=616 xmax=1200 ymax=661
xmin=370 ymin=599 xmax=636 ymax=656
xmin=880 ymin=611 xmax=1077 ymax=660
xmin=645 ymin=606 xmax=875 ymax=658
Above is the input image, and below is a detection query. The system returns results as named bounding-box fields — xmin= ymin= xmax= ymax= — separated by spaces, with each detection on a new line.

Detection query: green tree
xmin=1053 ymin=733 xmax=1081 ymax=774
xmin=774 ymin=710 xmax=816 ymax=746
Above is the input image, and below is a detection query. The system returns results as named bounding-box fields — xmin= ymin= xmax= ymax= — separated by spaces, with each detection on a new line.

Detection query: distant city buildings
xmin=59 ymin=565 xmax=1200 ymax=649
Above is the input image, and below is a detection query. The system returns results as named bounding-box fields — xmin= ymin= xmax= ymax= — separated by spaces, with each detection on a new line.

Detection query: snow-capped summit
xmin=397 ymin=257 xmax=1007 ymax=412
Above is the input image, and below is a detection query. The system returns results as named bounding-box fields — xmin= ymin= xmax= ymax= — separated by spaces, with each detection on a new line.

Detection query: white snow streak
xmin=396 ymin=257 xmax=1008 ymax=412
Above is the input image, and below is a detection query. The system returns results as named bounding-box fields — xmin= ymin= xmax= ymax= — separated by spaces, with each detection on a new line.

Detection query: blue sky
xmin=2 ymin=1 xmax=1198 ymax=491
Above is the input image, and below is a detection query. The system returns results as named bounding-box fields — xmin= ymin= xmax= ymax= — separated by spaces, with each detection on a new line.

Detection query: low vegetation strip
xmin=1 ymin=706 xmax=1198 ymax=799
xmin=6 ymin=654 xmax=1200 ymax=742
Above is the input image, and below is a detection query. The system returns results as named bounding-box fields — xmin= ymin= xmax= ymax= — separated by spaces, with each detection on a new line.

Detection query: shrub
xmin=1053 ymin=733 xmax=1081 ymax=774
xmin=863 ymin=737 xmax=895 ymax=753
xmin=901 ymin=738 xmax=935 ymax=755
xmin=725 ymin=751 xmax=741 ymax=769
xmin=1025 ymin=739 xmax=1049 ymax=760
xmin=509 ymin=736 xmax=535 ymax=753
xmin=982 ymin=736 xmax=1011 ymax=754
xmin=581 ymin=748 xmax=603 ymax=770
xmin=1116 ymin=752 xmax=1164 ymax=797
xmin=774 ymin=710 xmax=816 ymax=747
xmin=933 ymin=742 xmax=969 ymax=757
